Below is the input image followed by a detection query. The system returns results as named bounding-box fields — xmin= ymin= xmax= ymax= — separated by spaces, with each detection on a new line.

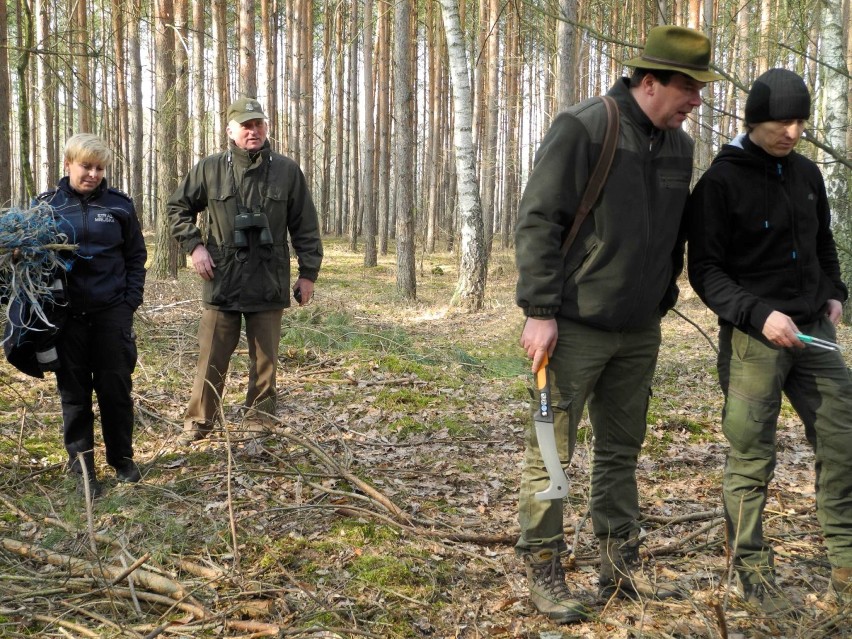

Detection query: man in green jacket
xmin=514 ymin=26 xmax=721 ymax=622
xmin=168 ymin=97 xmax=323 ymax=444
xmin=686 ymin=69 xmax=852 ymax=613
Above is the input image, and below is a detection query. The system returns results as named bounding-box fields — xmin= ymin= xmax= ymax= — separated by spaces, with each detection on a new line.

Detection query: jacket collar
xmin=609 ymin=77 xmax=657 ymax=137
xmin=58 ymin=175 xmax=107 ymax=200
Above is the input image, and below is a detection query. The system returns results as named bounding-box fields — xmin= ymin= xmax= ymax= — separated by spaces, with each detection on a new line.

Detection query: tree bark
xmin=213 ymin=0 xmax=230 ymax=146
xmin=362 ymin=0 xmax=377 ymax=266
xmin=394 ymin=0 xmax=416 ymax=299
xmin=439 ymin=0 xmax=487 ymax=311
xmin=128 ymin=0 xmax=145 ymax=225
xmin=239 ymin=0 xmax=257 ymax=97
xmin=192 ymin=0 xmax=206 ymax=162
xmin=36 ymin=0 xmax=55 ymax=192
xmin=15 ymin=0 xmax=35 ymax=201
xmin=151 ymin=0 xmax=180 ymax=279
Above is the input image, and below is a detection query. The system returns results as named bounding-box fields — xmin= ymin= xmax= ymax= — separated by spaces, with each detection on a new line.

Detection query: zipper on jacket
xmin=79 ymin=197 xmax=90 ymax=313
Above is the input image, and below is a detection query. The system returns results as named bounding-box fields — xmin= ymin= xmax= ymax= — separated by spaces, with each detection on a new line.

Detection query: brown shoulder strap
xmin=560 ymin=95 xmax=620 ymax=257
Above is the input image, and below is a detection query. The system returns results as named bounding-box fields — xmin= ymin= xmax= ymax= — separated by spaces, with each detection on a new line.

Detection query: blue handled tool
xmin=796 ymin=333 xmax=843 ymax=351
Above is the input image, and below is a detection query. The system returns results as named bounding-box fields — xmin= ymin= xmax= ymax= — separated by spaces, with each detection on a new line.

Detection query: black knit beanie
xmin=745 ymin=68 xmax=811 ymax=124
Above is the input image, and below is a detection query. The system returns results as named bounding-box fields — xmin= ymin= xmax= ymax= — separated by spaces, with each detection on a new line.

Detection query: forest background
xmin=0 ymin=0 xmax=849 ymax=310
xmin=2 ymin=0 xmax=852 ymax=637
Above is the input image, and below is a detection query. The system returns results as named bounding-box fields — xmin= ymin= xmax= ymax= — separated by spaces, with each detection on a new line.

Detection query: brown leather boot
xmin=598 ymin=533 xmax=681 ymax=600
xmin=831 ymin=567 xmax=852 ymax=603
xmin=523 ymin=548 xmax=589 ymax=623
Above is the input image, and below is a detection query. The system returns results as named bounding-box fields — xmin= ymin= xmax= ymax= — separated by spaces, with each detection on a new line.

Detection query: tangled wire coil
xmin=0 ymin=202 xmax=77 ymax=337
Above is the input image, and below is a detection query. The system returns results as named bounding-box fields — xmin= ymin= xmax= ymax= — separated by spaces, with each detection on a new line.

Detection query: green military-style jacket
xmin=168 ymin=141 xmax=323 ymax=312
xmin=515 ymin=78 xmax=693 ymax=331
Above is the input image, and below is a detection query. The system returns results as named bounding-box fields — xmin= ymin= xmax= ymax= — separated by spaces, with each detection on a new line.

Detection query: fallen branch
xmin=1 ymin=537 xmax=206 ymax=616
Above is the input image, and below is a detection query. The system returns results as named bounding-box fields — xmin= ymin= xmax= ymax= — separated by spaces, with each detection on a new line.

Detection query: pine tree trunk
xmin=362 ymin=0 xmax=377 ymax=266
xmin=394 ymin=0 xmax=416 ymax=299
xmin=239 ymin=0 xmax=257 ymax=97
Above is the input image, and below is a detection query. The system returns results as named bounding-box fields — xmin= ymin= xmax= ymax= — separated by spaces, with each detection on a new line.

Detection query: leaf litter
xmin=1 ymin=243 xmax=851 ymax=637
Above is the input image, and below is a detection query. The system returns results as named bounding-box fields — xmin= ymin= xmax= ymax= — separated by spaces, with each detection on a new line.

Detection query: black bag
xmin=3 ymin=277 xmax=67 ymax=378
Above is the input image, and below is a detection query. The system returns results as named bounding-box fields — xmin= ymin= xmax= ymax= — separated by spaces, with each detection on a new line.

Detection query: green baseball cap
xmin=227 ymin=97 xmax=268 ymax=124
xmin=623 ymin=25 xmax=723 ymax=82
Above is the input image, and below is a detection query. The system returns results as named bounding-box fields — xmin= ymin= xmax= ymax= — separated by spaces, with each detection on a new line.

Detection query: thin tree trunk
xmin=129 ymin=0 xmax=145 ymax=225
xmin=36 ymin=0 xmax=54 ymax=191
xmin=16 ymin=0 xmax=35 ymax=201
xmin=362 ymin=0 xmax=377 ymax=266
xmin=261 ymin=0 xmax=278 ymax=132
xmin=320 ymin=1 xmax=333 ymax=234
xmin=334 ymin=5 xmax=345 ymax=235
xmin=376 ymin=0 xmax=391 ymax=254
xmin=213 ymin=0 xmax=230 ymax=146
xmin=0 ymin=0 xmax=10 ymax=205
xmin=481 ymin=0 xmax=499 ymax=252
xmin=239 ymin=0 xmax=257 ymax=97
xmin=192 ymin=0 xmax=206 ymax=162
xmin=394 ymin=0 xmax=416 ymax=299
xmin=73 ymin=0 xmax=91 ymax=133
xmin=348 ymin=0 xmax=360 ymax=251
xmin=151 ymin=0 xmax=179 ymax=278
xmin=174 ymin=0 xmax=189 ymax=174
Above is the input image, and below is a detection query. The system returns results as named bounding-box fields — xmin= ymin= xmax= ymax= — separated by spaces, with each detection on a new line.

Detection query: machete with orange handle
xmin=533 ymin=352 xmax=569 ymax=500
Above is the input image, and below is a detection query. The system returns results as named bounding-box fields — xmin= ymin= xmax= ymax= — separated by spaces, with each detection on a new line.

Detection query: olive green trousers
xmin=718 ymin=318 xmax=852 ymax=585
xmin=516 ymin=316 xmax=661 ymax=554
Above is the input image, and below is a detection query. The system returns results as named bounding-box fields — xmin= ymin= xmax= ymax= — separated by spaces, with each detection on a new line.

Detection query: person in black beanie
xmin=686 ymin=68 xmax=852 ymax=613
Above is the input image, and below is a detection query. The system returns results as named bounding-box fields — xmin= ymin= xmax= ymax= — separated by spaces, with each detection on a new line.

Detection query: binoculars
xmin=233 ymin=206 xmax=273 ymax=247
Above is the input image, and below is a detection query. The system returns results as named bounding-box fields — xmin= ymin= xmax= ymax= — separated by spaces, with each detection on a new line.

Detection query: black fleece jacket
xmin=686 ymin=134 xmax=846 ymax=333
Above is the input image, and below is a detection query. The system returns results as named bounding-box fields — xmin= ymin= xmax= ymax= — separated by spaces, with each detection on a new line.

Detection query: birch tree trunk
xmin=394 ymin=0 xmax=416 ymax=299
xmin=819 ymin=0 xmax=852 ymax=320
xmin=439 ymin=0 xmax=487 ymax=311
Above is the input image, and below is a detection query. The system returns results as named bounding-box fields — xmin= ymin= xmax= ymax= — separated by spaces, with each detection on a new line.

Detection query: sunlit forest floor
xmin=2 ymin=237 xmax=852 ymax=638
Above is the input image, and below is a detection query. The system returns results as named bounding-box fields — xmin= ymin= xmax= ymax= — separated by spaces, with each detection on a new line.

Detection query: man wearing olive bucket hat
xmin=514 ymin=25 xmax=723 ymax=622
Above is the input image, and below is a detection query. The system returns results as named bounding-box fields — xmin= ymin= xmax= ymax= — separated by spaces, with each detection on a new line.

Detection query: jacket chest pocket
xmin=658 ymin=171 xmax=690 ymax=191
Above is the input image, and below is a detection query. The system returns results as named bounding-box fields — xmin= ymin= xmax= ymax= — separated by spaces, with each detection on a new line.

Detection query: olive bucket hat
xmin=623 ymin=25 xmax=723 ymax=82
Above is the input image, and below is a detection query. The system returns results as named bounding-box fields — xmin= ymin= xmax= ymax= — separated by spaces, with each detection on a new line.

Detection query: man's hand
xmin=190 ymin=245 xmax=216 ymax=281
xmin=520 ymin=317 xmax=558 ymax=373
xmin=826 ymin=299 xmax=843 ymax=325
xmin=293 ymin=277 xmax=314 ymax=305
xmin=762 ymin=310 xmax=804 ymax=349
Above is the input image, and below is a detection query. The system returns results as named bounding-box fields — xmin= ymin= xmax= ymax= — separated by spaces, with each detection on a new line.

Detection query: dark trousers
xmin=55 ymin=305 xmax=138 ymax=470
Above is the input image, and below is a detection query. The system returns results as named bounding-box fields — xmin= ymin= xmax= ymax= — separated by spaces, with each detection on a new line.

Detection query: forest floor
xmin=2 ymin=238 xmax=852 ymax=638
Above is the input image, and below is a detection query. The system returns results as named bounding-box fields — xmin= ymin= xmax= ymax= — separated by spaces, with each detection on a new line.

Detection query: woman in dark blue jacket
xmin=37 ymin=133 xmax=147 ymax=498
